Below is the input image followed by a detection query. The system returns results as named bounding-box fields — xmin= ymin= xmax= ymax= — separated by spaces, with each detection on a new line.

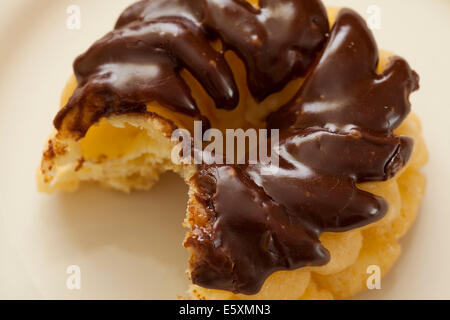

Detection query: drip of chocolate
xmin=188 ymin=8 xmax=418 ymax=294
xmin=54 ymin=0 xmax=329 ymax=137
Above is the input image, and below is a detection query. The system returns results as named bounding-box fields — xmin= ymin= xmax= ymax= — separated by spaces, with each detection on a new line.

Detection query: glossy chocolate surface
xmin=189 ymin=8 xmax=418 ymax=294
xmin=54 ymin=0 xmax=329 ymax=137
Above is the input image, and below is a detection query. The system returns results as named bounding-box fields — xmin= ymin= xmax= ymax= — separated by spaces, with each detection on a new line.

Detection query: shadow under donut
xmin=38 ymin=172 xmax=190 ymax=299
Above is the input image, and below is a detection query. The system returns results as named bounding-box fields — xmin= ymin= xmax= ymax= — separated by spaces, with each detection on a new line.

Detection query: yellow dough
xmin=37 ymin=5 xmax=428 ymax=300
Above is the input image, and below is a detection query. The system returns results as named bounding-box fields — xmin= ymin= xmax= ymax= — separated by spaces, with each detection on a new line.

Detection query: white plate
xmin=0 ymin=0 xmax=449 ymax=299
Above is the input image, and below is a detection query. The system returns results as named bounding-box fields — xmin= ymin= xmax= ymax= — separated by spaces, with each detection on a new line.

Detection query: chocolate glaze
xmin=268 ymin=10 xmax=419 ymax=133
xmin=54 ymin=0 xmax=329 ymax=137
xmin=188 ymin=8 xmax=418 ymax=294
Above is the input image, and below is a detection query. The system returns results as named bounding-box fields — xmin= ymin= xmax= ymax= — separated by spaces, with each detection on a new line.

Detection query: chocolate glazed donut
xmin=189 ymin=9 xmax=418 ymax=294
xmin=51 ymin=0 xmax=419 ymax=295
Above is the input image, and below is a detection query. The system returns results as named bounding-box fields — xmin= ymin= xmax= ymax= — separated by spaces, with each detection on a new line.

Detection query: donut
xmin=38 ymin=0 xmax=428 ymax=300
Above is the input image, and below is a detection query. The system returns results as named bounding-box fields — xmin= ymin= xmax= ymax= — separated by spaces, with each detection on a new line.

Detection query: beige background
xmin=0 ymin=0 xmax=449 ymax=299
